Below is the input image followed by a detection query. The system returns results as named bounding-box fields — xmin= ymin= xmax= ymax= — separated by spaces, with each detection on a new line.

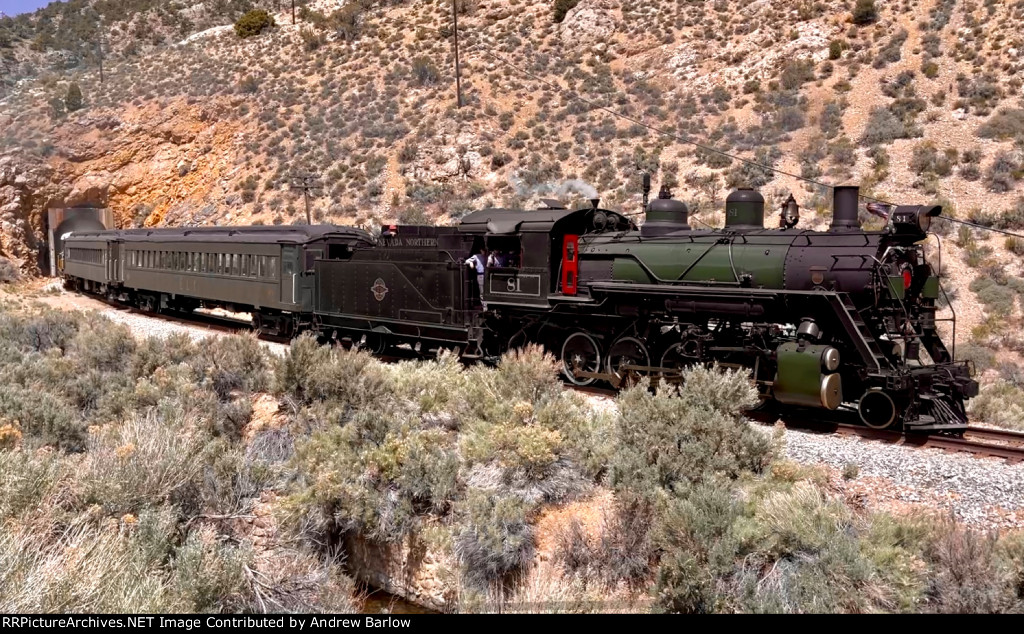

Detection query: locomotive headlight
xmin=891 ymin=205 xmax=940 ymax=235
xmin=916 ymin=209 xmax=932 ymax=233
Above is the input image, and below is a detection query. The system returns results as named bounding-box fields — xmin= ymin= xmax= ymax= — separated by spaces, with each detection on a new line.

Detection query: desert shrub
xmin=0 ymin=385 xmax=82 ymax=450
xmin=985 ymin=151 xmax=1021 ymax=193
xmin=909 ymin=141 xmax=952 ymax=177
xmin=194 ymin=333 xmax=269 ymax=401
xmin=234 ymin=10 xmax=275 ymax=39
xmin=0 ymin=257 xmax=19 ymax=283
xmin=1007 ymin=237 xmax=1024 ymax=256
xmin=169 ymin=528 xmax=253 ymax=612
xmin=955 ymin=342 xmax=996 ymax=372
xmin=77 ymin=413 xmax=208 ymax=516
xmin=0 ymin=510 xmax=177 ymax=612
xmin=969 ymin=277 xmax=1017 ymax=316
xmin=957 ymin=74 xmax=1003 ymax=115
xmin=780 ymin=59 xmax=815 ymax=90
xmin=288 ymin=399 xmax=459 ymax=542
xmin=926 ymin=525 xmax=1021 ymax=612
xmin=860 ymin=106 xmax=919 ymax=145
xmin=977 ymin=108 xmax=1024 ymax=140
xmin=968 ymin=381 xmax=1024 ymax=430
xmin=275 ymin=333 xmax=389 ymax=409
xmin=454 ymin=489 xmax=535 ymax=588
xmin=873 ymin=29 xmax=908 ymax=68
xmin=829 ymin=40 xmax=843 ymax=60
xmin=819 ymin=100 xmax=844 ymax=138
xmin=610 ymin=365 xmax=769 ymax=499
xmin=652 ymin=479 xmax=752 ymax=613
xmin=726 ymin=148 xmax=777 ymax=189
xmin=552 ymin=0 xmax=581 ymax=23
xmin=0 ymin=447 xmax=64 ymax=521
xmin=852 ymin=0 xmax=878 ymax=25
xmin=64 ymin=81 xmax=83 ymax=112
xmin=411 ymin=57 xmax=440 ymax=86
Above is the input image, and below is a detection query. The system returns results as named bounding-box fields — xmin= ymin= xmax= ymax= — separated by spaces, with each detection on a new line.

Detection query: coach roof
xmin=64 ymin=224 xmax=375 ymax=245
xmin=458 ymin=207 xmax=585 ymax=235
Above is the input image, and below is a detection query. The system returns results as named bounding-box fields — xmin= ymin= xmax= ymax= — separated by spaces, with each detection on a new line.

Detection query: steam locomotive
xmin=60 ymin=184 xmax=978 ymax=432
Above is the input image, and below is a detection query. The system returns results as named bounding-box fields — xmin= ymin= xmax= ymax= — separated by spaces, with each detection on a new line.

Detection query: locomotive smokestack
xmin=590 ymin=198 xmax=601 ymax=210
xmin=831 ymin=186 xmax=861 ymax=232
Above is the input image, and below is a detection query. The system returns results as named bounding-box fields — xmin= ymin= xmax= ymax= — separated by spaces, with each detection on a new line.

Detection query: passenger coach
xmin=61 ymin=225 xmax=373 ymax=335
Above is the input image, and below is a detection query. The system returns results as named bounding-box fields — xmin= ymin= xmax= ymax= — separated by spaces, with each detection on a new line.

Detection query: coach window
xmin=269 ymin=256 xmax=278 ymax=280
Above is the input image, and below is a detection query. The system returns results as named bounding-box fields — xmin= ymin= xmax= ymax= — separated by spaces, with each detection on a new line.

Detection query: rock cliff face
xmin=0 ymin=95 xmax=250 ymax=269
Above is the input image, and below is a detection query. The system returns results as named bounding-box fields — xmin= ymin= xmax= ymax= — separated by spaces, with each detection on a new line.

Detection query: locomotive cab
xmin=458 ymin=202 xmax=636 ymax=309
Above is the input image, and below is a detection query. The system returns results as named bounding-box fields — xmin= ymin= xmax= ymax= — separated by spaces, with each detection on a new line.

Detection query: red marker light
xmin=902 ymin=269 xmax=912 ymax=289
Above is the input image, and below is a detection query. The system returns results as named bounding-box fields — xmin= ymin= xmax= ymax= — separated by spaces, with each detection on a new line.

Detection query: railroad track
xmin=785 ymin=420 xmax=1024 ymax=464
xmin=963 ymin=426 xmax=1024 ymax=446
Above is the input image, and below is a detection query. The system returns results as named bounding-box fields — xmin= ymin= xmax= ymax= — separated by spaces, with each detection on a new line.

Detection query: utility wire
xmin=479 ymin=49 xmax=1024 ymax=240
xmin=934 ymin=216 xmax=1024 ymax=240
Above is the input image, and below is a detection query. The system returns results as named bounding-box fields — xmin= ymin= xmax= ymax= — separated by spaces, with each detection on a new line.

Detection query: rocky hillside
xmin=1 ymin=0 xmax=1024 ymax=341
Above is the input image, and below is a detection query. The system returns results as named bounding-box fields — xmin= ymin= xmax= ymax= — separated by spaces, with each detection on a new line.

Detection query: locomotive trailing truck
xmin=60 ymin=184 xmax=978 ymax=432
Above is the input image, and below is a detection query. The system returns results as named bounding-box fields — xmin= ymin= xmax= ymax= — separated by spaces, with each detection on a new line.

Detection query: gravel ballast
xmin=781 ymin=426 xmax=1024 ymax=529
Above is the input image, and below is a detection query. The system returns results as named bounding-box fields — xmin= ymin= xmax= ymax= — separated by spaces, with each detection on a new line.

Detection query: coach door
xmin=107 ymin=241 xmax=122 ymax=283
xmin=281 ymin=246 xmax=299 ymax=306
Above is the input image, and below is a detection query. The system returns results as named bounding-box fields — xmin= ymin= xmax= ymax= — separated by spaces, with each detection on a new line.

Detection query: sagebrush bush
xmin=77 ymin=413 xmax=208 ymax=516
xmin=275 ymin=333 xmax=389 ymax=410
xmin=0 ymin=304 xmax=359 ymax=612
xmin=977 ymin=108 xmax=1024 ymax=140
xmin=454 ymin=489 xmax=535 ymax=588
xmin=610 ymin=366 xmax=770 ymax=498
xmin=0 ymin=257 xmax=20 ymax=283
xmin=968 ymin=380 xmax=1024 ymax=430
xmin=926 ymin=523 xmax=1021 ymax=613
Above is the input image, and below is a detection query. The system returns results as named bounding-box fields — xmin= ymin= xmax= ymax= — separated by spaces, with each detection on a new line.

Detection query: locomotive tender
xmin=60 ymin=184 xmax=978 ymax=432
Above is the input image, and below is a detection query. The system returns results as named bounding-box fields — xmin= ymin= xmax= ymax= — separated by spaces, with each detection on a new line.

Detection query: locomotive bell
xmin=725 ymin=188 xmax=765 ymax=230
xmin=781 ymin=194 xmax=800 ymax=229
